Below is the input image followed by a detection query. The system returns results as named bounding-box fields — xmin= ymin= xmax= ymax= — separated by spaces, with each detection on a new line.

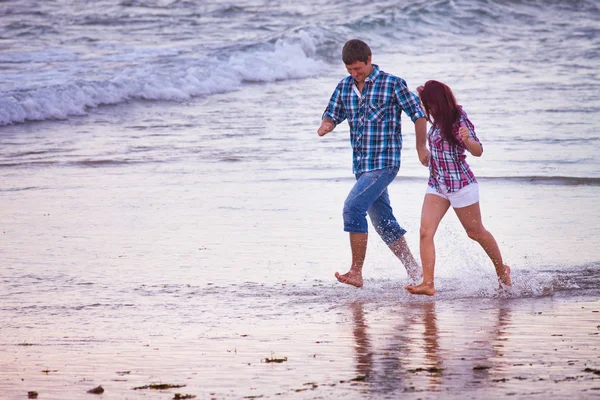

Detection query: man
xmin=317 ymin=39 xmax=429 ymax=288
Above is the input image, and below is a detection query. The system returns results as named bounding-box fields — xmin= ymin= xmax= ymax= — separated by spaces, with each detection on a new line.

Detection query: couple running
xmin=317 ymin=39 xmax=512 ymax=296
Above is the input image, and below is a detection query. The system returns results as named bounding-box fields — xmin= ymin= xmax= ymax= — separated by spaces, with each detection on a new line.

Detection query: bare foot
xmin=405 ymin=281 xmax=435 ymax=296
xmin=498 ymin=264 xmax=512 ymax=288
xmin=335 ymin=271 xmax=363 ymax=288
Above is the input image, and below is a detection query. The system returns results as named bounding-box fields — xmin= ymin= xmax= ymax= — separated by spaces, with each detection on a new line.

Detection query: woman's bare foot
xmin=405 ymin=281 xmax=435 ymax=296
xmin=335 ymin=271 xmax=363 ymax=288
xmin=498 ymin=264 xmax=512 ymax=288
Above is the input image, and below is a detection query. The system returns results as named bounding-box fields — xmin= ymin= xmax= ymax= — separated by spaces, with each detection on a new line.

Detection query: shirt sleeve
xmin=394 ymin=78 xmax=425 ymax=123
xmin=459 ymin=110 xmax=482 ymax=149
xmin=321 ymin=82 xmax=347 ymax=125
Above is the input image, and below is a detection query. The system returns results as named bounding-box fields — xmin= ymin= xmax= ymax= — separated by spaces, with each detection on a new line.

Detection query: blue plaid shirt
xmin=322 ymin=64 xmax=425 ymax=174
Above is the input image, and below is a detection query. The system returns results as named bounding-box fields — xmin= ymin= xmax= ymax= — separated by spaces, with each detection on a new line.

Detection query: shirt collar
xmin=365 ymin=64 xmax=380 ymax=83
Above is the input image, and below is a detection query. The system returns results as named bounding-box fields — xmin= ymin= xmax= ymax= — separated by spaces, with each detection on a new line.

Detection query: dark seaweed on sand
xmin=87 ymin=385 xmax=104 ymax=394
xmin=263 ymin=355 xmax=288 ymax=363
xmin=133 ymin=383 xmax=186 ymax=390
xmin=584 ymin=368 xmax=600 ymax=375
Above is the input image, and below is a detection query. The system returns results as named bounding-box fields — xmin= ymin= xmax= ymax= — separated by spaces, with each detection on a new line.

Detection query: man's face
xmin=345 ymin=56 xmax=372 ymax=84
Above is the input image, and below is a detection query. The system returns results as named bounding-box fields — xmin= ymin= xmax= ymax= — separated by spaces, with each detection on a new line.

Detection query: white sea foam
xmin=0 ymin=37 xmax=327 ymax=126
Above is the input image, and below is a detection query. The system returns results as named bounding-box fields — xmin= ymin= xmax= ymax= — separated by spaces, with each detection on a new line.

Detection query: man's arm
xmin=393 ymin=79 xmax=429 ymax=166
xmin=415 ymin=117 xmax=429 ymax=166
xmin=318 ymin=83 xmax=346 ymax=137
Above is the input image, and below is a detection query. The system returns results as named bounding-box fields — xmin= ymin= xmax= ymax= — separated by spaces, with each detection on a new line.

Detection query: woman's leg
xmin=454 ymin=202 xmax=512 ymax=287
xmin=406 ymin=193 xmax=450 ymax=295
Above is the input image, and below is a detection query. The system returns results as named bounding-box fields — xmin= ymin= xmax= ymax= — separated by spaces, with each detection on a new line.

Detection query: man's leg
xmin=387 ymin=236 xmax=421 ymax=282
xmin=336 ymin=169 xmax=393 ymax=288
xmin=335 ymin=233 xmax=368 ymax=288
xmin=367 ymin=183 xmax=420 ymax=282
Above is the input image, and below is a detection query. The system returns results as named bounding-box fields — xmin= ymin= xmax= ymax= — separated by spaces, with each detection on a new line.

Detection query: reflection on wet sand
xmin=350 ymin=300 xmax=373 ymax=380
xmin=421 ymin=302 xmax=442 ymax=386
xmin=463 ymin=302 xmax=512 ymax=388
xmin=346 ymin=300 xmax=512 ymax=396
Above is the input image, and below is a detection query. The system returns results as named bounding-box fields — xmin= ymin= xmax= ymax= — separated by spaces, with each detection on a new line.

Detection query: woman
xmin=405 ymin=80 xmax=512 ymax=296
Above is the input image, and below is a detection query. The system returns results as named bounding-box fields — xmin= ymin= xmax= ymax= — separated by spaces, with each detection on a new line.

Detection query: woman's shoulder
xmin=458 ymin=106 xmax=475 ymax=128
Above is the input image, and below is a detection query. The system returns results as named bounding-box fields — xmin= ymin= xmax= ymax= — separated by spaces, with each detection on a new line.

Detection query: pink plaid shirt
xmin=428 ymin=107 xmax=480 ymax=193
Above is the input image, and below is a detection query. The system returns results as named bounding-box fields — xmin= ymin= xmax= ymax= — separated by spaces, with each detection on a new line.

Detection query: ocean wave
xmin=0 ymin=158 xmax=158 ymax=169
xmin=0 ymin=186 xmax=41 ymax=192
xmin=482 ymin=176 xmax=600 ymax=186
xmin=0 ymin=35 xmax=329 ymax=126
xmin=0 ymin=0 xmax=597 ymax=126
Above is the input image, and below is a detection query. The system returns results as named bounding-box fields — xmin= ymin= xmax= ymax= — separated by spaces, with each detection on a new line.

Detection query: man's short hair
xmin=342 ymin=39 xmax=371 ymax=65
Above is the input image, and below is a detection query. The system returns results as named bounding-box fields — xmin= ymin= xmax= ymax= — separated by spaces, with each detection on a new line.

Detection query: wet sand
xmin=1 ymin=295 xmax=599 ymax=399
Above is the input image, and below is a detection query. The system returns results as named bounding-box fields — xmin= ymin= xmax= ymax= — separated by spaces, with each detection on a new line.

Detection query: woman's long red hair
xmin=417 ymin=80 xmax=460 ymax=145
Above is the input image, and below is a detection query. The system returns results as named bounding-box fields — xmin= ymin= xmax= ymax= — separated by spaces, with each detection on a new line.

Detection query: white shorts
xmin=426 ymin=183 xmax=479 ymax=208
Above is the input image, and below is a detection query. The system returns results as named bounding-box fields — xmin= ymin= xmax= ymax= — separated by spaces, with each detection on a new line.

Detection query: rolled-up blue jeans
xmin=343 ymin=166 xmax=407 ymax=245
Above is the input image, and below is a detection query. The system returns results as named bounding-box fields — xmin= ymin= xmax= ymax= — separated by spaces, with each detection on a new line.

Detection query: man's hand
xmin=417 ymin=147 xmax=430 ymax=167
xmin=317 ymin=119 xmax=335 ymax=136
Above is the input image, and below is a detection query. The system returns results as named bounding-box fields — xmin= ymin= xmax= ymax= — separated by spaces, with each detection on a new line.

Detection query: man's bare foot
xmin=498 ymin=264 xmax=512 ymax=288
xmin=405 ymin=281 xmax=435 ymax=296
xmin=335 ymin=271 xmax=363 ymax=288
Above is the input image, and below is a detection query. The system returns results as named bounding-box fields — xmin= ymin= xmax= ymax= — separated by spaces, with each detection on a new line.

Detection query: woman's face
xmin=429 ymin=104 xmax=437 ymax=115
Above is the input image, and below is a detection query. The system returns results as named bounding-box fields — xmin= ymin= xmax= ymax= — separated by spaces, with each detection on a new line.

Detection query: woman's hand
xmin=459 ymin=126 xmax=470 ymax=143
xmin=459 ymin=126 xmax=483 ymax=157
